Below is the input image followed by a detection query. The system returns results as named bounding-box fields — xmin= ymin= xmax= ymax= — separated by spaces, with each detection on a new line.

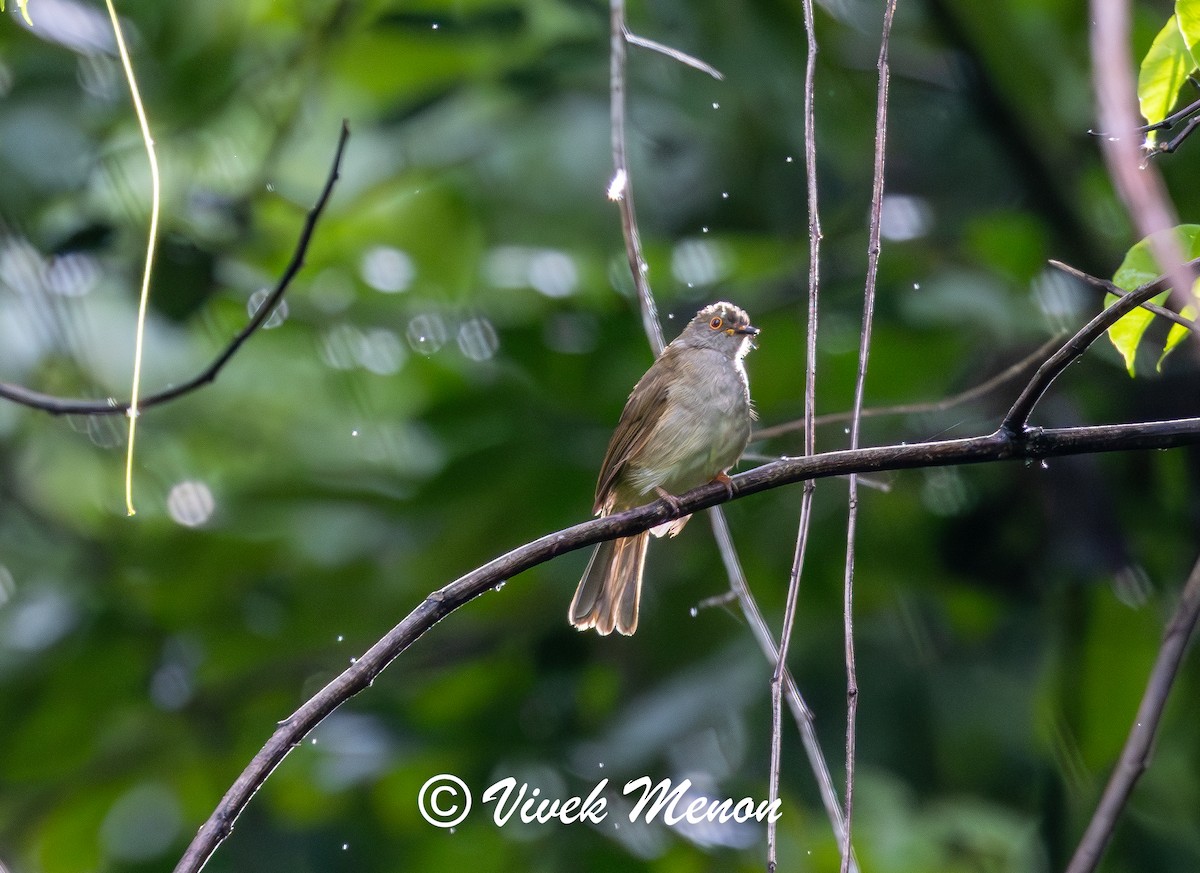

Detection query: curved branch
xmin=1002 ymin=256 xmax=1200 ymax=433
xmin=172 ymin=414 xmax=1200 ymax=873
xmin=0 ymin=121 xmax=350 ymax=417
xmin=1065 ymin=552 xmax=1200 ymax=873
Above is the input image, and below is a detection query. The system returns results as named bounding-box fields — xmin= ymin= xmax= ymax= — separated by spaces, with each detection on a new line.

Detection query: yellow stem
xmin=104 ymin=0 xmax=160 ymax=516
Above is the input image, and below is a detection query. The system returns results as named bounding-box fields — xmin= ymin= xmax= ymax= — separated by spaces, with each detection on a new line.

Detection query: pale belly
xmin=625 ymin=353 xmax=751 ymax=498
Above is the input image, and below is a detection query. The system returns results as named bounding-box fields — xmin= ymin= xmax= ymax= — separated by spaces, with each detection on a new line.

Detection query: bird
xmin=569 ymin=301 xmax=759 ymax=635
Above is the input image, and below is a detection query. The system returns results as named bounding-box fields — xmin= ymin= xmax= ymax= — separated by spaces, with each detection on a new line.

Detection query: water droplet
xmin=247 ymin=290 xmax=286 ymax=326
xmin=1040 ymin=459 xmax=1049 ymax=470
xmin=336 ymin=635 xmax=344 ymax=642
xmin=689 ymin=607 xmax=698 ymax=617
xmin=351 ymin=429 xmax=359 ymax=437
xmin=360 ymin=246 xmax=415 ymax=293
xmin=167 ymin=480 xmax=216 ymax=528
xmin=712 ymin=102 xmax=720 ymax=109
xmin=701 ymin=226 xmax=709 ymax=233
xmin=494 ymin=580 xmax=507 ymax=591
xmin=912 ymin=282 xmax=920 ymax=290
xmin=785 ymin=156 xmax=794 ymax=163
xmin=406 ymin=313 xmax=448 ymax=355
xmin=431 ymin=22 xmax=439 ymax=29
xmin=457 ymin=317 xmax=500 ymax=361
xmin=721 ymin=192 xmax=729 ymax=199
xmin=342 ymin=843 xmax=349 ymax=851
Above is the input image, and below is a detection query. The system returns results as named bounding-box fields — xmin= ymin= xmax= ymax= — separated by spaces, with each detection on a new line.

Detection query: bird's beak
xmin=731 ymin=323 xmax=759 ymax=337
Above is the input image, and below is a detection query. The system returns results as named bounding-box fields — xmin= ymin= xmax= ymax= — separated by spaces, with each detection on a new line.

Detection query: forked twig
xmin=0 ymin=122 xmax=350 ymax=417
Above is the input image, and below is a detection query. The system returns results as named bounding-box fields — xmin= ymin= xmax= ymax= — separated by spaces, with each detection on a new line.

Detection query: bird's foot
xmin=713 ymin=470 xmax=735 ymax=500
xmin=654 ymin=486 xmax=684 ymax=516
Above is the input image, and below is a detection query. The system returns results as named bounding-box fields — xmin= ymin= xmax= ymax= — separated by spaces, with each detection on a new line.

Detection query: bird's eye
xmin=709 ymin=316 xmax=723 ymax=330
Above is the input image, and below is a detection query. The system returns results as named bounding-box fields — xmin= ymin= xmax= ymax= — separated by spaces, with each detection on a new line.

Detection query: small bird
xmin=570 ymin=301 xmax=759 ymax=635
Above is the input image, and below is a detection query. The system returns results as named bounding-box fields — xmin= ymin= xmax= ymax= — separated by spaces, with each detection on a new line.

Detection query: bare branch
xmin=837 ymin=3 xmax=898 ymax=869
xmin=609 ymin=0 xmax=844 ymax=863
xmin=0 ymin=121 xmax=350 ymax=417
xmin=1051 ymin=258 xmax=1200 ymax=337
xmin=609 ymin=0 xmax=665 ymax=355
xmin=706 ymin=512 xmax=855 ymax=865
xmin=768 ymin=0 xmax=824 ymax=860
xmin=624 ymin=30 xmax=724 ymax=80
xmin=1002 ymin=257 xmax=1200 ymax=433
xmin=754 ymin=334 xmax=1065 ymax=440
xmin=1065 ymin=553 xmax=1200 ymax=873
xmin=171 ymin=412 xmax=1200 ymax=873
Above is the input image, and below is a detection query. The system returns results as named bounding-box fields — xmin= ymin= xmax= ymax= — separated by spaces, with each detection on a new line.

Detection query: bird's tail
xmin=569 ymin=532 xmax=648 ymax=636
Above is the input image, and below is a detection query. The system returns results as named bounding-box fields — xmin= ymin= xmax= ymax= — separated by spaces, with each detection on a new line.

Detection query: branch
xmin=1051 ymin=258 xmax=1200 ymax=338
xmin=609 ymin=4 xmax=848 ymax=861
xmin=624 ymin=30 xmax=724 ymax=80
xmin=0 ymin=121 xmax=350 ymax=417
xmin=1064 ymin=552 xmax=1200 ymax=873
xmin=1002 ymin=256 xmax=1200 ymax=434
xmin=753 ymin=334 xmax=1065 ymax=440
xmin=836 ymin=3 xmax=897 ymax=869
xmin=171 ymin=414 xmax=1200 ymax=873
xmin=609 ymin=0 xmax=665 ymax=355
xmin=706 ymin=511 xmax=854 ymax=868
xmin=768 ymin=0 xmax=824 ymax=857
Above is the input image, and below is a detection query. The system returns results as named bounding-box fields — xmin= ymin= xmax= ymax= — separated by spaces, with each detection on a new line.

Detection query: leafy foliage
xmin=0 ymin=2 xmax=1198 ymax=873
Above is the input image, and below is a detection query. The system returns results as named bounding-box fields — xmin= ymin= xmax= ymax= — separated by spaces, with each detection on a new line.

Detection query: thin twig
xmin=1003 ymin=256 xmax=1200 ymax=433
xmin=768 ymin=0 xmax=824 ymax=862
xmin=169 ymin=413 xmax=1200 ymax=873
xmin=707 ymin=510 xmax=858 ymax=873
xmin=609 ymin=0 xmax=664 ymax=355
xmin=1064 ymin=553 xmax=1200 ymax=873
xmin=1051 ymin=258 xmax=1200 ymax=337
xmin=838 ymin=3 xmax=897 ymax=869
xmin=624 ymin=30 xmax=724 ymax=80
xmin=753 ymin=334 xmax=1065 ymax=440
xmin=608 ymin=3 xmax=848 ymax=860
xmin=0 ymin=122 xmax=350 ymax=417
xmin=1090 ymin=0 xmax=1196 ymax=318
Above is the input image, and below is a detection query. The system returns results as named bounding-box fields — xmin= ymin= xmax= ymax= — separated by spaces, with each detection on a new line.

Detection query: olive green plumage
xmin=570 ymin=302 xmax=759 ymax=635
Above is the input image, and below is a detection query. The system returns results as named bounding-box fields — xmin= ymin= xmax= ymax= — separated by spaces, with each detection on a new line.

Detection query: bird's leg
xmin=713 ymin=470 xmax=735 ymax=500
xmin=653 ymin=486 xmax=685 ymax=517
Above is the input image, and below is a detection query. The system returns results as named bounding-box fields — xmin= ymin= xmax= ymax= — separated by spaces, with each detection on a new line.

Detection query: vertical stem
xmin=840 ymin=2 xmax=898 ymax=870
xmin=610 ymin=0 xmax=665 ymax=356
xmin=768 ymin=0 xmax=823 ymax=865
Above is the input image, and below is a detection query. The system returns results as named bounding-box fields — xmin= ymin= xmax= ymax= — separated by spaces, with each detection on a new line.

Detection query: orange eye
xmin=708 ymin=316 xmax=723 ymax=330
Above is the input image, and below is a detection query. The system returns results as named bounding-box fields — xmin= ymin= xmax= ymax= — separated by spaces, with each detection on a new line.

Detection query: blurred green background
xmin=2 ymin=0 xmax=1199 ymax=871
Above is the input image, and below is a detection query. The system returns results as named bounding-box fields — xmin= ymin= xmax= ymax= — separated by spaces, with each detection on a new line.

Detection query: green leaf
xmin=1158 ymin=303 xmax=1197 ymax=370
xmin=1138 ymin=15 xmax=1195 ymax=139
xmin=1178 ymin=0 xmax=1200 ymax=64
xmin=1107 ymin=225 xmax=1200 ymax=374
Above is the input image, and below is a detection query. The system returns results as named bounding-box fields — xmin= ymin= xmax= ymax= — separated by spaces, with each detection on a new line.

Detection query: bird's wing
xmin=593 ymin=356 xmax=672 ymax=513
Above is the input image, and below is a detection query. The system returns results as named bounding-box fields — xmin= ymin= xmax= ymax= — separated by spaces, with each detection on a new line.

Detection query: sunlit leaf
xmin=1137 ymin=15 xmax=1194 ymax=141
xmin=1107 ymin=225 xmax=1200 ymax=374
xmin=1158 ymin=304 xmax=1197 ymax=370
xmin=1177 ymin=0 xmax=1200 ymax=65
